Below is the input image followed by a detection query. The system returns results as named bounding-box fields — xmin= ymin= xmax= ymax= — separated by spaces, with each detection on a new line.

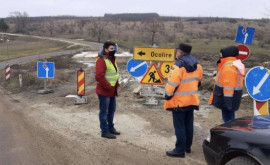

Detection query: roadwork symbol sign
xmin=160 ymin=61 xmax=175 ymax=79
xmin=37 ymin=61 xmax=55 ymax=78
xmin=235 ymin=26 xmax=255 ymax=45
xmin=245 ymin=66 xmax=270 ymax=101
xmin=140 ymin=63 xmax=164 ymax=85
xmin=134 ymin=47 xmax=175 ymax=62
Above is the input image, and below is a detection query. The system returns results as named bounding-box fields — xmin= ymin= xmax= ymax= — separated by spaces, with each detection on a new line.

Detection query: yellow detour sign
xmin=140 ymin=63 xmax=164 ymax=85
xmin=160 ymin=61 xmax=175 ymax=79
xmin=134 ymin=47 xmax=175 ymax=62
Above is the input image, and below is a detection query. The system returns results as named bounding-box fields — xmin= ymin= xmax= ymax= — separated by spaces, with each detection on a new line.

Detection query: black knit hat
xmin=220 ymin=46 xmax=239 ymax=58
xmin=178 ymin=43 xmax=192 ymax=54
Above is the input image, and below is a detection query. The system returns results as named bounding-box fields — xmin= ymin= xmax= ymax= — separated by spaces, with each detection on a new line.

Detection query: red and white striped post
xmin=5 ymin=63 xmax=10 ymax=81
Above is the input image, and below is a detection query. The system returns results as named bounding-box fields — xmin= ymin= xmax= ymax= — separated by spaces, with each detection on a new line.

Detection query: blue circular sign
xmin=245 ymin=66 xmax=270 ymax=101
xmin=126 ymin=58 xmax=148 ymax=77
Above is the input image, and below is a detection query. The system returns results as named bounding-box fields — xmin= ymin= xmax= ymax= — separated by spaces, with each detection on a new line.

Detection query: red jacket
xmin=95 ymin=54 xmax=119 ymax=97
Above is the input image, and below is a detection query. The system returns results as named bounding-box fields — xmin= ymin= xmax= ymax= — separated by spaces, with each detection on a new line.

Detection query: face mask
xmin=109 ymin=50 xmax=116 ymax=56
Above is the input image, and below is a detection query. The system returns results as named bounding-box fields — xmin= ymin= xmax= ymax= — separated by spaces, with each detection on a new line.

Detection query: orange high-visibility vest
xmin=164 ymin=64 xmax=203 ymax=110
xmin=209 ymin=57 xmax=245 ymax=111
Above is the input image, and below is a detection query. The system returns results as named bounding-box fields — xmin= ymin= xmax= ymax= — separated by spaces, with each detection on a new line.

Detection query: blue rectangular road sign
xmin=235 ymin=26 xmax=255 ymax=45
xmin=37 ymin=61 xmax=55 ymax=78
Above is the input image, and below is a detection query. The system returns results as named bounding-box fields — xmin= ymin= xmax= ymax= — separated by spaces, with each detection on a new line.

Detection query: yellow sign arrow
xmin=134 ymin=47 xmax=175 ymax=62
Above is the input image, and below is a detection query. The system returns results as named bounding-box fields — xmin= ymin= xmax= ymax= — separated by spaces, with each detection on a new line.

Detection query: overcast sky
xmin=0 ymin=0 xmax=269 ymax=19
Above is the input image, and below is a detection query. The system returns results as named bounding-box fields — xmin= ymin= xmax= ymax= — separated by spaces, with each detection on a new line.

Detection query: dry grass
xmin=0 ymin=36 xmax=77 ymax=61
xmin=0 ymin=54 xmax=82 ymax=93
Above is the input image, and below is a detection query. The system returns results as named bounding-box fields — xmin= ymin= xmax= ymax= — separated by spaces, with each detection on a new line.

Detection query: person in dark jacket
xmin=209 ymin=46 xmax=245 ymax=122
xmin=165 ymin=43 xmax=203 ymax=158
xmin=95 ymin=41 xmax=120 ymax=139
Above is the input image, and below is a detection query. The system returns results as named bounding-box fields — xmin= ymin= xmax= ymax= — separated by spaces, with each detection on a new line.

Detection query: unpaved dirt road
xmin=0 ymin=86 xmax=208 ymax=165
xmin=0 ymin=50 xmax=254 ymax=165
xmin=0 ymin=88 xmax=96 ymax=165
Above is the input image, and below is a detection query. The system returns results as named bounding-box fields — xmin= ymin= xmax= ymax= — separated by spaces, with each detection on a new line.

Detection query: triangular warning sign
xmin=140 ymin=63 xmax=164 ymax=85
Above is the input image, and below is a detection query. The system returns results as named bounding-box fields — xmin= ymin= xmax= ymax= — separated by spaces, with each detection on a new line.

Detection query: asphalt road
xmin=0 ymin=32 xmax=102 ymax=49
xmin=0 ymin=33 xmax=103 ymax=70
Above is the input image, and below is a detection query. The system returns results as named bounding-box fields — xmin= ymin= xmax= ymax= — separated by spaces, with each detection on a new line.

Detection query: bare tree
xmin=77 ymin=19 xmax=88 ymax=35
xmin=46 ymin=19 xmax=55 ymax=36
xmin=174 ymin=21 xmax=184 ymax=32
xmin=88 ymin=19 xmax=108 ymax=43
xmin=143 ymin=18 xmax=164 ymax=45
xmin=9 ymin=11 xmax=29 ymax=33
xmin=0 ymin=19 xmax=9 ymax=32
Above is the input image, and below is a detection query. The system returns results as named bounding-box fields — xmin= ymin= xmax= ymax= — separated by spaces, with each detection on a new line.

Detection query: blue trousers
xmin=222 ymin=110 xmax=235 ymax=123
xmin=172 ymin=110 xmax=194 ymax=153
xmin=98 ymin=94 xmax=116 ymax=134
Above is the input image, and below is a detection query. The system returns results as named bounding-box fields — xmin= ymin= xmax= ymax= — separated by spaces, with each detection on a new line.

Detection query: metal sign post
xmin=19 ymin=74 xmax=22 ymax=88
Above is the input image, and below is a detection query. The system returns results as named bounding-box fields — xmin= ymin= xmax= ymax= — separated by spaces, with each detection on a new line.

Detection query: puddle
xmin=73 ymin=51 xmax=132 ymax=58
xmin=73 ymin=51 xmax=133 ymax=68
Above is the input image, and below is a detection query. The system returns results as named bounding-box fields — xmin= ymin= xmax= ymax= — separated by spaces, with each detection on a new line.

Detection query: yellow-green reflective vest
xmin=103 ymin=57 xmax=119 ymax=86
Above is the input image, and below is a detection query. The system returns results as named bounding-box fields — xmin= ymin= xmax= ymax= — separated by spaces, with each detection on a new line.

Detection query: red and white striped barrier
xmin=5 ymin=63 xmax=10 ymax=81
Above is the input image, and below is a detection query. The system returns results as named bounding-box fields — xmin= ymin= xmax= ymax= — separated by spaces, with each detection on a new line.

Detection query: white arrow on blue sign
xmin=245 ymin=66 xmax=270 ymax=101
xmin=37 ymin=61 xmax=55 ymax=78
xmin=127 ymin=58 xmax=148 ymax=77
xmin=235 ymin=26 xmax=255 ymax=45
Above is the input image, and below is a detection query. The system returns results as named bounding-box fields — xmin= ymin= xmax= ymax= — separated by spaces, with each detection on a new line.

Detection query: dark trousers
xmin=98 ymin=94 xmax=116 ymax=134
xmin=172 ymin=109 xmax=194 ymax=153
xmin=222 ymin=110 xmax=235 ymax=123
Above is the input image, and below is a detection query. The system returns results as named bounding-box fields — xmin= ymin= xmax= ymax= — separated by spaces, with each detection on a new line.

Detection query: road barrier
xmin=75 ymin=68 xmax=87 ymax=105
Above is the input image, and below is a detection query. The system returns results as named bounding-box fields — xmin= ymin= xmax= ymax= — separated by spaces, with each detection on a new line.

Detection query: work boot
xmin=110 ymin=128 xmax=121 ymax=135
xmin=185 ymin=149 xmax=191 ymax=153
xmin=166 ymin=149 xmax=185 ymax=158
xmin=101 ymin=133 xmax=116 ymax=139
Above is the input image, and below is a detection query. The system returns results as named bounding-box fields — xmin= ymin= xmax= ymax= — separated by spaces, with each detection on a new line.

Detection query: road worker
xmin=95 ymin=41 xmax=120 ymax=139
xmin=164 ymin=43 xmax=203 ymax=158
xmin=209 ymin=46 xmax=245 ymax=122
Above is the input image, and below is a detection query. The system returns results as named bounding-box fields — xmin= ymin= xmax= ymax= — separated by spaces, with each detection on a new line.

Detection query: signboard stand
xmin=38 ymin=79 xmax=54 ymax=94
xmin=75 ymin=96 xmax=87 ymax=105
xmin=148 ymin=85 xmax=158 ymax=105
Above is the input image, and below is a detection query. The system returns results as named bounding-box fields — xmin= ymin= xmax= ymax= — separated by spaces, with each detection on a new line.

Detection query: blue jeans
xmin=98 ymin=94 xmax=116 ymax=134
xmin=172 ymin=110 xmax=194 ymax=153
xmin=222 ymin=110 xmax=235 ymax=122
